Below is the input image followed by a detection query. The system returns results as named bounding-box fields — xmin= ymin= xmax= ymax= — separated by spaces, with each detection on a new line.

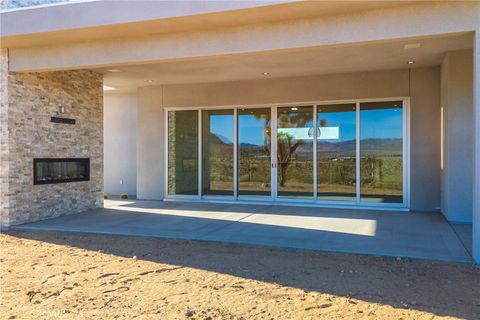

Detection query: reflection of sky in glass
xmin=318 ymin=109 xmax=403 ymax=142
xmin=238 ymin=114 xmax=269 ymax=146
xmin=318 ymin=112 xmax=356 ymax=142
xmin=361 ymin=109 xmax=403 ymax=140
xmin=210 ymin=115 xmax=234 ymax=144
xmin=211 ymin=107 xmax=403 ymax=146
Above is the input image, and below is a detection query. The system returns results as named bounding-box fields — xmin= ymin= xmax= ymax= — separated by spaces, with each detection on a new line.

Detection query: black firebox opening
xmin=34 ymin=158 xmax=90 ymax=185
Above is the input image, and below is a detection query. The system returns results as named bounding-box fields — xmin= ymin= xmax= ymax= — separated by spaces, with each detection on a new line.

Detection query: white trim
xmin=202 ymin=195 xmax=235 ymax=201
xmin=163 ymin=197 xmax=409 ymax=212
xmin=163 ymin=96 xmax=410 ymax=210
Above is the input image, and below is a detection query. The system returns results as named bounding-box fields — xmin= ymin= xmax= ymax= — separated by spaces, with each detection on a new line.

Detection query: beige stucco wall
xmin=162 ymin=69 xmax=409 ymax=107
xmin=410 ymin=67 xmax=442 ymax=212
xmin=441 ymin=50 xmax=474 ymax=223
xmin=137 ymin=86 xmax=164 ymax=200
xmin=104 ymin=92 xmax=137 ymax=196
xmin=136 ymin=67 xmax=441 ymax=212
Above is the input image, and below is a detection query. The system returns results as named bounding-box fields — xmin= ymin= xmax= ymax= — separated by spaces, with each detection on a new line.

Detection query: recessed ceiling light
xmin=107 ymin=69 xmax=122 ymax=73
xmin=404 ymin=43 xmax=421 ymax=49
xmin=147 ymin=80 xmax=155 ymax=83
xmin=103 ymin=85 xmax=117 ymax=91
xmin=291 ymin=107 xmax=298 ymax=111
xmin=407 ymin=60 xmax=415 ymax=65
xmin=262 ymin=72 xmax=269 ymax=76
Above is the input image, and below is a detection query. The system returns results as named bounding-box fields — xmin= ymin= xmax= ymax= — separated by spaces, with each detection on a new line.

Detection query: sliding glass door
xmin=237 ymin=108 xmax=272 ymax=197
xmin=359 ymin=101 xmax=404 ymax=204
xmin=276 ymin=106 xmax=314 ymax=199
xmin=202 ymin=109 xmax=234 ymax=196
xmin=165 ymin=99 xmax=407 ymax=207
xmin=316 ymin=104 xmax=357 ymax=202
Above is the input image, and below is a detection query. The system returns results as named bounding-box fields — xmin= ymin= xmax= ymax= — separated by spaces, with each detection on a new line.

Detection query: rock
xmin=132 ymin=256 xmax=137 ymax=260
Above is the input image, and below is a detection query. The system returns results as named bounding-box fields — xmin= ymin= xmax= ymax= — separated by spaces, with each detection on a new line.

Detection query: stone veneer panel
xmin=1 ymin=50 xmax=103 ymax=227
xmin=1 ymin=49 xmax=10 ymax=227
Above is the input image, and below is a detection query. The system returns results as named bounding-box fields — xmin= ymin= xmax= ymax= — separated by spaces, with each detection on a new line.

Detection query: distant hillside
xmin=209 ymin=134 xmax=402 ymax=156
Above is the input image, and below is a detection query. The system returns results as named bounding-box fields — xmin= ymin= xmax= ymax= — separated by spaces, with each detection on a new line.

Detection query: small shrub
xmin=103 ymin=193 xmax=108 ymax=199
xmin=120 ymin=193 xmax=128 ymax=199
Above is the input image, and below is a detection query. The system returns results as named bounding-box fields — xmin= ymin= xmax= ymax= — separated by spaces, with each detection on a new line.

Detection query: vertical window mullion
xmin=198 ymin=109 xmax=202 ymax=199
xmin=271 ymin=107 xmax=277 ymax=200
xmin=233 ymin=108 xmax=238 ymax=200
xmin=356 ymin=101 xmax=361 ymax=205
xmin=313 ymin=105 xmax=318 ymax=201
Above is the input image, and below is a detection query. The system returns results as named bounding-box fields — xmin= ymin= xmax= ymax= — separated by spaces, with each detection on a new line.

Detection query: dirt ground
xmin=1 ymin=231 xmax=479 ymax=320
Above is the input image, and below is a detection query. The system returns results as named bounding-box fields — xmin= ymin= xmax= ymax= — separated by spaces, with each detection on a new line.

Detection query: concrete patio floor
xmin=13 ymin=199 xmax=473 ymax=263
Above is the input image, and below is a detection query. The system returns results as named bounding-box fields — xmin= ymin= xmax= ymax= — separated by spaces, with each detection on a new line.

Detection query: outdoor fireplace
xmin=34 ymin=158 xmax=90 ymax=185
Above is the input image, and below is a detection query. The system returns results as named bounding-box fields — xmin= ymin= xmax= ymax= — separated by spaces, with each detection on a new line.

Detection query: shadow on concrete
xmin=14 ymin=200 xmax=472 ymax=263
xmin=7 ymin=229 xmax=480 ymax=320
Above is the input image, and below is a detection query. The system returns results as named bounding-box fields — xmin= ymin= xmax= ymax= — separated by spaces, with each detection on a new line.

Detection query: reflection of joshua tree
xmin=277 ymin=131 xmax=303 ymax=187
xmin=254 ymin=112 xmax=315 ymax=187
xmin=245 ymin=161 xmax=257 ymax=182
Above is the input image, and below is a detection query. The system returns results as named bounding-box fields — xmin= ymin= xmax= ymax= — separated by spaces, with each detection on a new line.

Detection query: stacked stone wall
xmin=0 ymin=53 xmax=103 ymax=227
xmin=0 ymin=49 xmax=10 ymax=227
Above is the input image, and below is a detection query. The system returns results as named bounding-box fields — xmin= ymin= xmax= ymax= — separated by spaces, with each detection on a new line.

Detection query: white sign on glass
xmin=277 ymin=127 xmax=339 ymax=140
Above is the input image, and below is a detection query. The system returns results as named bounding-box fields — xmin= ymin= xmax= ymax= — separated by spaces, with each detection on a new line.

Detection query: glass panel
xmin=202 ymin=109 xmax=234 ymax=196
xmin=168 ymin=110 xmax=199 ymax=195
xmin=277 ymin=106 xmax=314 ymax=198
xmin=360 ymin=101 xmax=403 ymax=203
xmin=238 ymin=108 xmax=271 ymax=196
xmin=317 ymin=104 xmax=357 ymax=201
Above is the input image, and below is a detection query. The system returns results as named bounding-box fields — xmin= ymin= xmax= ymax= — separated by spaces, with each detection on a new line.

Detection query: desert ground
xmin=1 ymin=231 xmax=479 ymax=320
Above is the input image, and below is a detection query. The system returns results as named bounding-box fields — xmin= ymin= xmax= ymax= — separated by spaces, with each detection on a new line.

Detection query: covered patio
xmin=13 ymin=199 xmax=472 ymax=263
xmin=1 ymin=1 xmax=479 ymax=265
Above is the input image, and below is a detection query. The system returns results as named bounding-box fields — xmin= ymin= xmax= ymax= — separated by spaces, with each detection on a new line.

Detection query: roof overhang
xmin=1 ymin=0 xmax=415 ymax=49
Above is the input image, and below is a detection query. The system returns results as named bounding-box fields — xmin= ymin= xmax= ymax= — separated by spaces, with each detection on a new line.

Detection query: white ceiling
xmin=98 ymin=33 xmax=473 ymax=93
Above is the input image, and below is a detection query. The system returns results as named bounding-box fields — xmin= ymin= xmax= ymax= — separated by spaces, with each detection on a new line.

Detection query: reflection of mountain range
xmin=240 ymin=142 xmax=262 ymax=148
xmin=210 ymin=133 xmax=233 ymax=145
xmin=214 ymin=133 xmax=233 ymax=144
xmin=317 ymin=139 xmax=402 ymax=153
xmin=210 ymin=134 xmax=402 ymax=155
